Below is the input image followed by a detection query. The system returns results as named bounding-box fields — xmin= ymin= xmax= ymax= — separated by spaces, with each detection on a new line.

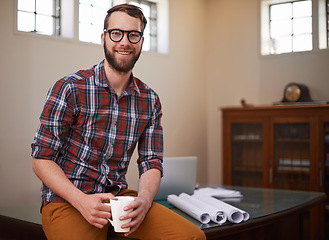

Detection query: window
xmin=269 ymin=0 xmax=312 ymax=54
xmin=17 ymin=0 xmax=60 ymax=36
xmin=327 ymin=0 xmax=329 ymax=46
xmin=79 ymin=0 xmax=158 ymax=51
xmin=129 ymin=0 xmax=158 ymax=51
xmin=261 ymin=0 xmax=329 ymax=55
xmin=16 ymin=0 xmax=168 ymax=53
xmin=79 ymin=0 xmax=112 ymax=44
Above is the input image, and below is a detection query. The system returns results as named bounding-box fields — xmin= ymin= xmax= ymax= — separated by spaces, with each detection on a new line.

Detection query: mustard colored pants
xmin=41 ymin=189 xmax=206 ymax=240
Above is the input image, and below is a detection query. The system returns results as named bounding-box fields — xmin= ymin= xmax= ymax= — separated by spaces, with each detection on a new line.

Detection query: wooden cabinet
xmin=222 ymin=104 xmax=329 ymax=191
xmin=221 ymin=104 xmax=329 ymax=240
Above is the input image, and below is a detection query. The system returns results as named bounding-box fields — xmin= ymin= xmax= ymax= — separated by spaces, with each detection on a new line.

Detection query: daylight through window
xmin=129 ymin=0 xmax=158 ymax=52
xmin=327 ymin=0 xmax=329 ymax=47
xmin=16 ymin=0 xmax=165 ymax=53
xmin=269 ymin=0 xmax=313 ymax=54
xmin=79 ymin=0 xmax=112 ymax=44
xmin=17 ymin=0 xmax=60 ymax=36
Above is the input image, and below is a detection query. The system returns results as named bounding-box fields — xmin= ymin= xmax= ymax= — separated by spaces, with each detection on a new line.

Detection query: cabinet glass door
xmin=324 ymin=122 xmax=329 ymax=206
xmin=231 ymin=123 xmax=263 ymax=187
xmin=273 ymin=123 xmax=310 ymax=190
xmin=325 ymin=122 xmax=329 ymax=176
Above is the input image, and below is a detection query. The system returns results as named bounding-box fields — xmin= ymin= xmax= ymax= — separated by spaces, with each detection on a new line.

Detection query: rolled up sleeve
xmin=31 ymin=79 xmax=76 ymax=161
xmin=137 ymin=94 xmax=163 ymax=177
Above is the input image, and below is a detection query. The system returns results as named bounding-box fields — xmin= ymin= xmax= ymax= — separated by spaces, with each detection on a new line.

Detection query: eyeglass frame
xmin=103 ymin=29 xmax=144 ymax=44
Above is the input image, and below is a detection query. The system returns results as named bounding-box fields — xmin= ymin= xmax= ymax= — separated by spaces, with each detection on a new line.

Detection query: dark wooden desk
xmin=166 ymin=186 xmax=327 ymax=240
xmin=0 ymin=187 xmax=326 ymax=240
xmin=0 ymin=203 xmax=46 ymax=240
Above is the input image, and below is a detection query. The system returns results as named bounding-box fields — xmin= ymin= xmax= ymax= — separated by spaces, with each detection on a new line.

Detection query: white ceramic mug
xmin=105 ymin=196 xmax=135 ymax=232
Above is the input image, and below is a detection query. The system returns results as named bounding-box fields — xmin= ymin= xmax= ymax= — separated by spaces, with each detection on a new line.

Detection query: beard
xmin=103 ymin=38 xmax=142 ymax=73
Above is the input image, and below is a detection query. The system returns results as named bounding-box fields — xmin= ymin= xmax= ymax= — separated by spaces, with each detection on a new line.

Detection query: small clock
xmin=281 ymin=82 xmax=312 ymax=103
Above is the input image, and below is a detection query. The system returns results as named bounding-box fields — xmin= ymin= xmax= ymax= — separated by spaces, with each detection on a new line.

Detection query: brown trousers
xmin=41 ymin=189 xmax=206 ymax=240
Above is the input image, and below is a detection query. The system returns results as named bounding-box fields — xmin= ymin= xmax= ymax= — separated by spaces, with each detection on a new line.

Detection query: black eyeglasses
xmin=104 ymin=29 xmax=143 ymax=44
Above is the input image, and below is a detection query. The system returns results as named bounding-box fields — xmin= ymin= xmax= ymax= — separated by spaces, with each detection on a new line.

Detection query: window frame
xmin=15 ymin=0 xmax=169 ymax=54
xmin=16 ymin=0 xmax=61 ymax=36
xmin=78 ymin=0 xmax=113 ymax=45
xmin=326 ymin=0 xmax=329 ymax=48
xmin=269 ymin=0 xmax=313 ymax=54
xmin=261 ymin=0 xmax=329 ymax=55
xmin=128 ymin=0 xmax=158 ymax=52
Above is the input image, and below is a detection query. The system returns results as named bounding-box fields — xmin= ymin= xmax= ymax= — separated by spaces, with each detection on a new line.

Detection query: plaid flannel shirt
xmin=31 ymin=60 xmax=163 ymax=206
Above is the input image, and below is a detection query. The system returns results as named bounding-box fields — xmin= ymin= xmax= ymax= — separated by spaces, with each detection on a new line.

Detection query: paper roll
xmin=167 ymin=194 xmax=211 ymax=224
xmin=193 ymin=195 xmax=249 ymax=223
xmin=179 ymin=193 xmax=227 ymax=224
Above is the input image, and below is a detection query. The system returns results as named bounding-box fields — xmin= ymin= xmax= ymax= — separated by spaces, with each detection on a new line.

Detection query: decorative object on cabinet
xmin=273 ymin=82 xmax=328 ymax=105
xmin=281 ymin=82 xmax=312 ymax=103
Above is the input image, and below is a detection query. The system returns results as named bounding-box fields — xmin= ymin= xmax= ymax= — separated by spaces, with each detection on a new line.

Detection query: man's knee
xmin=42 ymin=203 xmax=108 ymax=240
xmin=130 ymin=202 xmax=206 ymax=240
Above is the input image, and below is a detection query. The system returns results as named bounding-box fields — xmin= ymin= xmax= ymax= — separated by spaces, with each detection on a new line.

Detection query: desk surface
xmin=0 ymin=186 xmax=326 ymax=239
xmin=161 ymin=186 xmax=326 ymax=240
xmin=159 ymin=186 xmax=326 ymax=229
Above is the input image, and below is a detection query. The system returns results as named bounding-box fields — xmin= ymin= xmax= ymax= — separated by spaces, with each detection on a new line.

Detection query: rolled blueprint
xmin=193 ymin=194 xmax=249 ymax=223
xmin=167 ymin=194 xmax=211 ymax=224
xmin=179 ymin=193 xmax=227 ymax=224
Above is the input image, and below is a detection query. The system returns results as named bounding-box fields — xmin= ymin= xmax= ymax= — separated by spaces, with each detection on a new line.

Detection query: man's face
xmin=102 ymin=11 xmax=144 ymax=73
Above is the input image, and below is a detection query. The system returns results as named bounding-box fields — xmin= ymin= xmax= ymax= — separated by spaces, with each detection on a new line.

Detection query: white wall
xmin=1 ymin=0 xmax=328 ymax=206
xmin=206 ymin=0 xmax=262 ymax=184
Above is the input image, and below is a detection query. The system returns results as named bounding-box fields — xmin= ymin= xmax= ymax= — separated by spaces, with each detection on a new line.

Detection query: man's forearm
xmin=32 ymin=157 xmax=84 ymax=206
xmin=137 ymin=168 xmax=161 ymax=207
xmin=32 ymin=157 xmax=114 ymax=228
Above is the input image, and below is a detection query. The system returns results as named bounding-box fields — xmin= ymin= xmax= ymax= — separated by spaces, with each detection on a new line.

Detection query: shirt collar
xmin=94 ymin=60 xmax=140 ymax=95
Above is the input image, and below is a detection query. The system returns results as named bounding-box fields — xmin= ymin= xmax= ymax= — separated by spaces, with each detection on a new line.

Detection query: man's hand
xmin=73 ymin=192 xmax=116 ymax=229
xmin=120 ymin=168 xmax=161 ymax=236
xmin=119 ymin=195 xmax=152 ymax=235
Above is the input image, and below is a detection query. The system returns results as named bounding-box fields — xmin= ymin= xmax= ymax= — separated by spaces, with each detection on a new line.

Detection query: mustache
xmin=115 ymin=47 xmax=134 ymax=51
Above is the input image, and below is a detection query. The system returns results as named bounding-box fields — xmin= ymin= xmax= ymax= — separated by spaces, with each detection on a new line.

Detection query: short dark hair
xmin=104 ymin=4 xmax=147 ymax=33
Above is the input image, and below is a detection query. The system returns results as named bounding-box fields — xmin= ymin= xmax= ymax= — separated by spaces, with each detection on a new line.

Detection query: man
xmin=31 ymin=4 xmax=206 ymax=240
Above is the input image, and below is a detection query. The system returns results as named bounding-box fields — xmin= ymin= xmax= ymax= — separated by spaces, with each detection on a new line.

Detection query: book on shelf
xmin=277 ymin=165 xmax=310 ymax=172
xmin=279 ymin=158 xmax=310 ymax=167
xmin=277 ymin=159 xmax=310 ymax=172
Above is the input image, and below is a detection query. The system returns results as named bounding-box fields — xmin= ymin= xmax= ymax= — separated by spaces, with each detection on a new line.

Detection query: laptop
xmin=154 ymin=156 xmax=198 ymax=201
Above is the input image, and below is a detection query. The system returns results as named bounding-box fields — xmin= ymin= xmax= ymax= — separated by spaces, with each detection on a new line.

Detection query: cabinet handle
xmin=320 ymin=170 xmax=322 ymax=187
xmin=269 ymin=168 xmax=273 ymax=184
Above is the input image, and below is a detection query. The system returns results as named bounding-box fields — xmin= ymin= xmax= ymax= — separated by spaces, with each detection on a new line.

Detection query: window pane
xmin=293 ymin=17 xmax=312 ymax=34
xmin=36 ymin=15 xmax=54 ymax=35
xmin=327 ymin=0 xmax=329 ymax=47
xmin=271 ymin=20 xmax=292 ymax=37
xmin=79 ymin=4 xmax=92 ymax=23
xmin=18 ymin=0 xmax=35 ymax=12
xmin=129 ymin=0 xmax=157 ymax=51
xmin=79 ymin=0 xmax=112 ymax=44
xmin=91 ymin=26 xmax=102 ymax=44
xmin=293 ymin=35 xmax=312 ymax=51
xmin=293 ymin=1 xmax=312 ymax=18
xmin=93 ymin=0 xmax=111 ymax=8
xmin=277 ymin=36 xmax=293 ymax=53
xmin=80 ymin=0 xmax=92 ymax=4
xmin=17 ymin=11 xmax=35 ymax=32
xmin=143 ymin=33 xmax=150 ymax=51
xmin=92 ymin=7 xmax=107 ymax=26
xmin=140 ymin=3 xmax=151 ymax=19
xmin=79 ymin=23 xmax=92 ymax=42
xmin=271 ymin=3 xmax=292 ymax=20
xmin=36 ymin=0 xmax=53 ymax=16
